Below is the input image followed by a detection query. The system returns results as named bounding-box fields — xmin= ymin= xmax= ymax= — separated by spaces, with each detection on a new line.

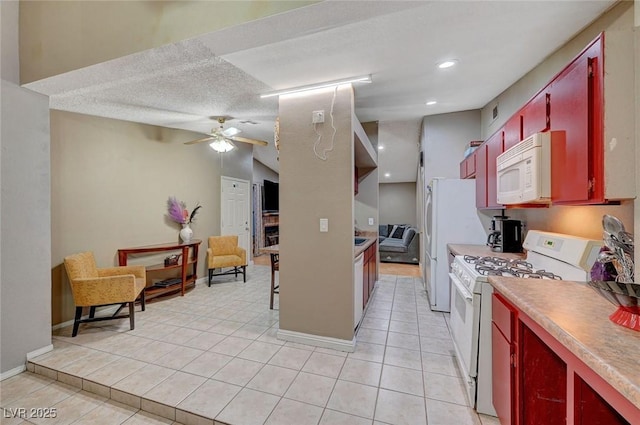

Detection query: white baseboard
xmin=277 ymin=329 xmax=356 ymax=353
xmin=1 ymin=364 xmax=26 ymax=381
xmin=27 ymin=344 xmax=53 ymax=360
xmin=1 ymin=344 xmax=53 ymax=381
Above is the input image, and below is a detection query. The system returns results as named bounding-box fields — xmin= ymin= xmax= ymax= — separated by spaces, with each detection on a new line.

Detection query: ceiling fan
xmin=184 ymin=117 xmax=268 ymax=152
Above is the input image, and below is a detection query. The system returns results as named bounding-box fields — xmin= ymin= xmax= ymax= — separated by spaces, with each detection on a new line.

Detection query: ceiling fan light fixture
xmin=437 ymin=59 xmax=457 ymax=69
xmin=223 ymin=127 xmax=241 ymax=137
xmin=209 ymin=139 xmax=235 ymax=153
xmin=260 ymin=74 xmax=372 ymax=98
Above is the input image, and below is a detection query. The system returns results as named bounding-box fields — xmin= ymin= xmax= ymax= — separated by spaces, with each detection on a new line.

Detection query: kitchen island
xmin=489 ymin=276 xmax=640 ymax=425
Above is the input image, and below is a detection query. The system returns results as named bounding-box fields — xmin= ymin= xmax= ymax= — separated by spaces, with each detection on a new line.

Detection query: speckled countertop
xmin=448 ymin=244 xmax=526 ymax=260
xmin=354 ymin=236 xmax=377 ymax=258
xmin=489 ymin=276 xmax=640 ymax=411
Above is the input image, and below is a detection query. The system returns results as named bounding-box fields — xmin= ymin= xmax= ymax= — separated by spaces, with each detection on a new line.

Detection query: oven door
xmin=449 ymin=272 xmax=481 ymax=405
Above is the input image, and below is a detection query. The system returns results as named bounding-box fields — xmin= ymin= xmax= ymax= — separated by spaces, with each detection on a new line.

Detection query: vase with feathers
xmin=167 ymin=196 xmax=201 ymax=243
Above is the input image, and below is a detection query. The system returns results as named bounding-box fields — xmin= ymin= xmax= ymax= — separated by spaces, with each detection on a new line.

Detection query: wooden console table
xmin=118 ymin=240 xmax=201 ymax=300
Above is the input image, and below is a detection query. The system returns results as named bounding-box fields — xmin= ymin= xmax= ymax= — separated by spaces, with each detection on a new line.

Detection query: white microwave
xmin=496 ymin=132 xmax=552 ymax=204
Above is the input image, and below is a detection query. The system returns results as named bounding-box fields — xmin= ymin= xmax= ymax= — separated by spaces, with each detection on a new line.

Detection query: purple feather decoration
xmin=167 ymin=196 xmax=186 ymax=224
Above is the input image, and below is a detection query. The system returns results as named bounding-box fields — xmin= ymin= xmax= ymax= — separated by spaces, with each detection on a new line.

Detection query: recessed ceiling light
xmin=438 ymin=60 xmax=457 ymax=69
xmin=426 ymin=101 xmax=437 ymax=106
xmin=378 ymin=145 xmax=384 ymax=150
xmin=384 ymin=173 xmax=391 ymax=178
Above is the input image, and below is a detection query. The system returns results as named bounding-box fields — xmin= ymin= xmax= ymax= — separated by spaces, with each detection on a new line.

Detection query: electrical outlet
xmin=320 ymin=218 xmax=329 ymax=232
xmin=312 ymin=110 xmax=325 ymax=124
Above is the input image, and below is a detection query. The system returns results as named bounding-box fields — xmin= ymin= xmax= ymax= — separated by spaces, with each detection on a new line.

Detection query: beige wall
xmin=19 ymin=0 xmax=316 ymax=83
xmin=1 ymin=0 xmax=52 ymax=376
xmin=279 ymin=86 xmax=355 ymax=341
xmin=421 ymin=110 xmax=482 ymax=185
xmin=355 ymin=172 xmax=379 ymax=233
xmin=253 ymin=159 xmax=279 ymax=184
xmin=50 ymin=110 xmax=253 ymax=325
xmin=379 ymin=183 xmax=417 ymax=227
xmin=506 ymin=202 xmax=634 ymax=241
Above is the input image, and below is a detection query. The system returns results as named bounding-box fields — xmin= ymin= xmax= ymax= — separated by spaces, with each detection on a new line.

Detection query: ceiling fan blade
xmin=184 ymin=135 xmax=214 ymax=145
xmin=232 ymin=136 xmax=269 ymax=146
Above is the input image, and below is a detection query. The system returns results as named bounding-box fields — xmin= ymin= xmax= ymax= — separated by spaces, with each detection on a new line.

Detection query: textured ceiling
xmin=25 ymin=0 xmax=615 ymax=182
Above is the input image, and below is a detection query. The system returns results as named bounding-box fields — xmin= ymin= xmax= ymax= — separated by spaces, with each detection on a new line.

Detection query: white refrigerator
xmin=424 ymin=178 xmax=487 ymax=312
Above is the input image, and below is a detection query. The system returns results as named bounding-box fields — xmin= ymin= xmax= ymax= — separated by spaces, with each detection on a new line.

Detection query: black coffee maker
xmin=487 ymin=215 xmax=523 ymax=253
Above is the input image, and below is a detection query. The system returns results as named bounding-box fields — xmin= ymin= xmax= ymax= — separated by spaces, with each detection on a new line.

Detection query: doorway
xmin=221 ymin=176 xmax=251 ymax=262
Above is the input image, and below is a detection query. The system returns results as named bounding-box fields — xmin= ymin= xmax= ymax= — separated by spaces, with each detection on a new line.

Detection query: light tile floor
xmin=1 ymin=265 xmax=500 ymax=425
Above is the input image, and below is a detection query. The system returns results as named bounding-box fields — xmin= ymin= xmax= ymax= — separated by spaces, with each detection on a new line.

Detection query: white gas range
xmin=448 ymin=230 xmax=601 ymax=416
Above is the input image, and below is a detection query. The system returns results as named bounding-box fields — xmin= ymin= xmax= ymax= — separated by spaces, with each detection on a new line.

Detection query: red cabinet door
xmin=486 ymin=131 xmax=504 ymax=209
xmin=460 ymin=154 xmax=476 ymax=179
xmin=475 ymin=143 xmax=488 ymax=208
xmin=492 ymin=293 xmax=518 ymax=425
xmin=521 ymin=325 xmax=567 ymax=425
xmin=522 ymin=92 xmax=550 ymax=139
xmin=503 ymin=116 xmax=522 ymax=152
xmin=466 ymin=153 xmax=476 ymax=177
xmin=492 ymin=323 xmax=515 ymax=425
xmin=549 ymin=38 xmax=602 ymax=204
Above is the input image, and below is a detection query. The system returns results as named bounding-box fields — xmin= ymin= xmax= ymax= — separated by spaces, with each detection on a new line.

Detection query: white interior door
xmin=221 ymin=177 xmax=251 ymax=259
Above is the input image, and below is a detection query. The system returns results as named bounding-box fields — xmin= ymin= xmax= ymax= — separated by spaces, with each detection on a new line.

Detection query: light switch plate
xmin=368 ymin=217 xmax=374 ymax=225
xmin=320 ymin=218 xmax=329 ymax=232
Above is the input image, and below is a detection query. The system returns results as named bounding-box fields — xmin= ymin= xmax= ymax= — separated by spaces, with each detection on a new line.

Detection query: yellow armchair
xmin=207 ymin=236 xmax=247 ymax=285
xmin=64 ymin=251 xmax=146 ymax=337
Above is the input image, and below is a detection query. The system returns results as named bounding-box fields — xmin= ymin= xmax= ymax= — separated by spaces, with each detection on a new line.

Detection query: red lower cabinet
xmin=575 ymin=377 xmax=630 ymax=425
xmin=362 ymin=242 xmax=377 ymax=308
xmin=492 ymin=293 xmax=517 ymax=425
xmin=492 ymin=324 xmax=515 ymax=425
xmin=520 ymin=325 xmax=567 ymax=425
xmin=492 ymin=292 xmax=636 ymax=425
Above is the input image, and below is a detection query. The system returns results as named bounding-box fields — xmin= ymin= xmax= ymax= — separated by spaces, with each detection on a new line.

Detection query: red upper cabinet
xmin=503 ymin=115 xmax=522 ymax=152
xmin=548 ymin=40 xmax=599 ymax=204
xmin=547 ymin=33 xmax=635 ymax=204
xmin=486 ymin=131 xmax=504 ymax=209
xmin=522 ymin=92 xmax=550 ymax=139
xmin=466 ymin=33 xmax=633 ymax=206
xmin=475 ymin=142 xmax=488 ymax=208
xmin=476 ymin=131 xmax=504 ymax=209
xmin=460 ymin=152 xmax=477 ymax=179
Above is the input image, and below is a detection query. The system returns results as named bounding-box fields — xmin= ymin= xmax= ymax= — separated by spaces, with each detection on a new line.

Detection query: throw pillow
xmin=390 ymin=225 xmax=406 ymax=238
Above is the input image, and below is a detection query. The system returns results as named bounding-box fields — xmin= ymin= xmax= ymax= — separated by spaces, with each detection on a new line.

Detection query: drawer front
xmin=492 ymin=292 xmax=515 ymax=342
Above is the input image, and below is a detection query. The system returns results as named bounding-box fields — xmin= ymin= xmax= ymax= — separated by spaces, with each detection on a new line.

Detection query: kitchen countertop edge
xmin=488 ymin=276 xmax=640 ymax=411
xmin=355 ymin=237 xmax=377 ymax=258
